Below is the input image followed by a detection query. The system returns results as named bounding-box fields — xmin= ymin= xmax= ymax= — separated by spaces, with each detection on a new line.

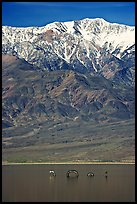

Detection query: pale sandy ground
xmin=2 ymin=161 xmax=135 ymax=165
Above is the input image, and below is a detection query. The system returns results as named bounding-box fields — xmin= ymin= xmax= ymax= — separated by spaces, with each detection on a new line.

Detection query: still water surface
xmin=2 ymin=164 xmax=135 ymax=202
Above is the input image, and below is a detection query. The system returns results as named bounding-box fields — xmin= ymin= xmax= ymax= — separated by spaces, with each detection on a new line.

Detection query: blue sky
xmin=2 ymin=2 xmax=135 ymax=27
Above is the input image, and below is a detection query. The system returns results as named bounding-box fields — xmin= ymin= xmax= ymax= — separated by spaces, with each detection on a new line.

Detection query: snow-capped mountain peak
xmin=2 ymin=18 xmax=135 ymax=75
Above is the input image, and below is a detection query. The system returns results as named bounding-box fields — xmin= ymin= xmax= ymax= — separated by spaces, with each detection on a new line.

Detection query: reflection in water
xmin=66 ymin=174 xmax=79 ymax=202
xmin=2 ymin=164 xmax=135 ymax=202
xmin=66 ymin=176 xmax=79 ymax=182
xmin=49 ymin=175 xmax=56 ymax=182
xmin=105 ymin=175 xmax=108 ymax=182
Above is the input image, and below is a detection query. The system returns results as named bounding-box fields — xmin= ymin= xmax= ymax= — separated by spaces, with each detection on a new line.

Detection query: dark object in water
xmin=49 ymin=170 xmax=56 ymax=177
xmin=87 ymin=172 xmax=94 ymax=177
xmin=66 ymin=170 xmax=79 ymax=178
xmin=105 ymin=171 xmax=108 ymax=178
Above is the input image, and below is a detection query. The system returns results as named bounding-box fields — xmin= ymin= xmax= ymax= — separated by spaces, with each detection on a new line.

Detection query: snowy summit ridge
xmin=2 ymin=18 xmax=135 ymax=75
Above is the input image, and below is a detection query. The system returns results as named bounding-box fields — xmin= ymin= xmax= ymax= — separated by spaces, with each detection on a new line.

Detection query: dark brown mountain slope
xmin=2 ymin=54 xmax=135 ymax=162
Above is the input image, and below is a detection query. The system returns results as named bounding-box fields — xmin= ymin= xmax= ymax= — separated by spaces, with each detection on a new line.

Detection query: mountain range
xmin=2 ymin=18 xmax=135 ymax=163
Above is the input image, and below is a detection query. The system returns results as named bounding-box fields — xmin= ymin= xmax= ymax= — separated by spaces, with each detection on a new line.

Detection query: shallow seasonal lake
xmin=2 ymin=164 xmax=135 ymax=202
